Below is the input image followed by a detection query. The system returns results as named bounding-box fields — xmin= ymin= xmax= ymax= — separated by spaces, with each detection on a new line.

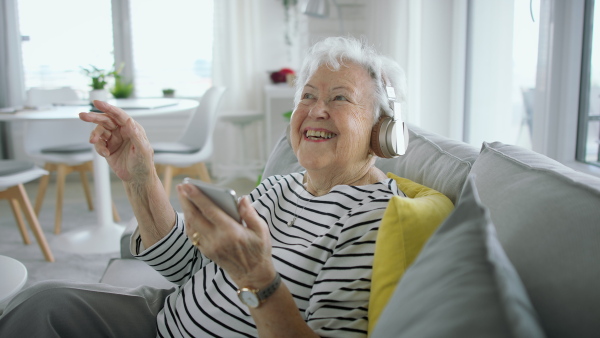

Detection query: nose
xmin=308 ymin=99 xmax=329 ymax=119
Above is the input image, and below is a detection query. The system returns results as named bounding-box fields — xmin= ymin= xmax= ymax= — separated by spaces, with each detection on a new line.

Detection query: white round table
xmin=0 ymin=99 xmax=199 ymax=254
xmin=0 ymin=255 xmax=27 ymax=311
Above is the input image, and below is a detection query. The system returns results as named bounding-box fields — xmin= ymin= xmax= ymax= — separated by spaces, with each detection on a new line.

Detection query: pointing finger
xmin=92 ymin=100 xmax=132 ymax=126
xmin=79 ymin=112 xmax=119 ymax=131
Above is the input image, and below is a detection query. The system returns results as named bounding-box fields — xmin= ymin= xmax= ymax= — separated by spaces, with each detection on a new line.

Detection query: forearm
xmin=250 ymin=283 xmax=319 ymax=338
xmin=124 ymin=172 xmax=176 ymax=248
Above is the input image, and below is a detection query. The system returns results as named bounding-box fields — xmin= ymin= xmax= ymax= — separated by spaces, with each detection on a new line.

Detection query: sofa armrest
xmin=120 ymin=217 xmax=138 ymax=259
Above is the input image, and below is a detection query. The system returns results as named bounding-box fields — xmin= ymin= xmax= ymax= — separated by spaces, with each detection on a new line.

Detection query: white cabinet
xmin=264 ymin=84 xmax=295 ymax=154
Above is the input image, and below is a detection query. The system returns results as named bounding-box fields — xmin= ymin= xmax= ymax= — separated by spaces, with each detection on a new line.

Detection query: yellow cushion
xmin=368 ymin=173 xmax=454 ymax=335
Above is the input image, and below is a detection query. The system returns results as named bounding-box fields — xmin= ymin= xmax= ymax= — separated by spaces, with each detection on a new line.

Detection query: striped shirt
xmin=133 ymin=172 xmax=402 ymax=337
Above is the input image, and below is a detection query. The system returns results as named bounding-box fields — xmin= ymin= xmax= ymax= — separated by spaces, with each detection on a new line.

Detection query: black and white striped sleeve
xmin=132 ymin=212 xmax=212 ymax=286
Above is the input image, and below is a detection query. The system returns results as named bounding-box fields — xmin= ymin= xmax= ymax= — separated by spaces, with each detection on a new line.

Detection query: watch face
xmin=238 ymin=290 xmax=260 ymax=308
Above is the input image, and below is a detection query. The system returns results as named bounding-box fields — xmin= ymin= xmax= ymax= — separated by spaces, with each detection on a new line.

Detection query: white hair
xmin=293 ymin=36 xmax=407 ymax=122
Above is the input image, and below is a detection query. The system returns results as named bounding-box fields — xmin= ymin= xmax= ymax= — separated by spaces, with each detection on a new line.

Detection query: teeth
xmin=306 ymin=130 xmax=335 ymax=139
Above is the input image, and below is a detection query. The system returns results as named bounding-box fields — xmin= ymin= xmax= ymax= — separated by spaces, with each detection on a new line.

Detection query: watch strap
xmin=257 ymin=272 xmax=281 ymax=302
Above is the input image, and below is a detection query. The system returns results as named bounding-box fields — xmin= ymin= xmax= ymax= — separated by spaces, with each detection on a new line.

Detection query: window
xmin=465 ymin=0 xmax=540 ymax=149
xmin=18 ymin=0 xmax=114 ymax=94
xmin=578 ymin=0 xmax=600 ymax=167
xmin=129 ymin=0 xmax=213 ymax=98
xmin=18 ymin=0 xmax=213 ymax=99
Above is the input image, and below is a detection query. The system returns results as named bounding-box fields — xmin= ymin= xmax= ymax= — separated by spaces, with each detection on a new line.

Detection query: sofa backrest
xmin=263 ymin=124 xmax=479 ymax=204
xmin=470 ymin=141 xmax=600 ymax=338
xmin=375 ymin=124 xmax=479 ymax=203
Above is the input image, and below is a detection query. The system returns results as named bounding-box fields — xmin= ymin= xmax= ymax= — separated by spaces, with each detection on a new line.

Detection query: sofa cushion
xmin=100 ymin=258 xmax=176 ymax=289
xmin=470 ymin=141 xmax=600 ymax=338
xmin=261 ymin=130 xmax=304 ymax=178
xmin=262 ymin=125 xmax=479 ymax=204
xmin=371 ymin=176 xmax=545 ymax=338
xmin=368 ymin=174 xmax=454 ymax=334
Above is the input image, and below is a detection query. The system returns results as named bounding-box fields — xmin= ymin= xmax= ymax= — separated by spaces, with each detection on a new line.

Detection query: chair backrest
xmin=179 ymin=86 xmax=227 ymax=148
xmin=26 ymin=87 xmax=80 ymax=107
xmin=22 ymin=88 xmax=93 ymax=157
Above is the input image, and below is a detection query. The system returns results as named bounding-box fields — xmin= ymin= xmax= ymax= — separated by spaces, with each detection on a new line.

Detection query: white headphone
xmin=369 ymin=78 xmax=409 ymax=158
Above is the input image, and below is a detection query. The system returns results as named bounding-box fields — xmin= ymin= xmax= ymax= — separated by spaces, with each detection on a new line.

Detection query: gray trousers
xmin=0 ymin=280 xmax=175 ymax=338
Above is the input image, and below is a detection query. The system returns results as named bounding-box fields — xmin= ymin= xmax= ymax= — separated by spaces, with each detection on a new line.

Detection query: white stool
xmin=216 ymin=111 xmax=265 ymax=184
xmin=0 ymin=255 xmax=27 ymax=311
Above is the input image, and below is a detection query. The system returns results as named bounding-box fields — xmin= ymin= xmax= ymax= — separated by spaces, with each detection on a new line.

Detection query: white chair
xmin=153 ymin=86 xmax=226 ymax=197
xmin=0 ymin=160 xmax=54 ymax=262
xmin=23 ymin=87 xmax=120 ymax=234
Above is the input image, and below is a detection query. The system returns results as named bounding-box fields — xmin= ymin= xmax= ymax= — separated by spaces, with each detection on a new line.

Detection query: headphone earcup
xmin=371 ymin=115 xmax=409 ymax=158
xmin=370 ymin=116 xmax=393 ymax=158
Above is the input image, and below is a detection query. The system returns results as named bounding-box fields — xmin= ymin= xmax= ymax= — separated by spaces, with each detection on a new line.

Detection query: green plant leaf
xmin=110 ymin=77 xmax=134 ymax=98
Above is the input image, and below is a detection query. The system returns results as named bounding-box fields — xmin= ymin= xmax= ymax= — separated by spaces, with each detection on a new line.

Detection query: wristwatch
xmin=237 ymin=272 xmax=282 ymax=308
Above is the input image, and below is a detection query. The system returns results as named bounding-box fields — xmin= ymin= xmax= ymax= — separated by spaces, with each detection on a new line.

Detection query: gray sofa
xmin=100 ymin=124 xmax=600 ymax=337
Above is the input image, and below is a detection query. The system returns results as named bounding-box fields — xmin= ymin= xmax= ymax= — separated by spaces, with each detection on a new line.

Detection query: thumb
xmin=239 ymin=196 xmax=266 ymax=234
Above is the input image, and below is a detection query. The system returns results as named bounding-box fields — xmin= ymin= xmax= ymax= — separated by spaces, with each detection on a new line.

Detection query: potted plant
xmin=111 ymin=76 xmax=134 ymax=99
xmin=81 ymin=65 xmax=116 ymax=102
xmin=110 ymin=64 xmax=134 ymax=99
xmin=162 ymin=88 xmax=175 ymax=98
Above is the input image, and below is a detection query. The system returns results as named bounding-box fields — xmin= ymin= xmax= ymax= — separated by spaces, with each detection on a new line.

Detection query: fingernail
xmin=176 ymin=184 xmax=186 ymax=197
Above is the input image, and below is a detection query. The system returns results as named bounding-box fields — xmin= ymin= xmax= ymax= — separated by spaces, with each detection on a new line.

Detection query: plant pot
xmin=162 ymin=89 xmax=175 ymax=98
xmin=89 ymin=89 xmax=109 ymax=103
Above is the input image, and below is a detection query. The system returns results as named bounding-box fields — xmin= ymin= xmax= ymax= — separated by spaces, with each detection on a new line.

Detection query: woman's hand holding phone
xmin=178 ymin=177 xmax=275 ymax=288
xmin=182 ymin=178 xmax=241 ymax=223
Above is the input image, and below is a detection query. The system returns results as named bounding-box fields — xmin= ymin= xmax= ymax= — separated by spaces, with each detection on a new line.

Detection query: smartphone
xmin=182 ymin=177 xmax=241 ymax=223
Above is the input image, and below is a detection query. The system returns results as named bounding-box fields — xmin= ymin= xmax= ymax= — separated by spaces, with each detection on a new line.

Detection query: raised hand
xmin=79 ymin=100 xmax=154 ymax=183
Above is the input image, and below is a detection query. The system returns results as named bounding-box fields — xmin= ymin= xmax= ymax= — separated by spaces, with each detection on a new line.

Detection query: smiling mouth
xmin=305 ymin=130 xmax=336 ymax=140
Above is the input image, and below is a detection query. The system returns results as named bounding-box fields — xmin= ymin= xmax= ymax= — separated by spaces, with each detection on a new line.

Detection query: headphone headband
xmin=370 ymin=75 xmax=408 ymax=157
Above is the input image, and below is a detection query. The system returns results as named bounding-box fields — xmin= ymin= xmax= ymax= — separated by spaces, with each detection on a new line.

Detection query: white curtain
xmin=0 ymin=0 xmax=25 ymax=158
xmin=211 ymin=0 xmax=265 ymax=182
xmin=365 ymin=0 xmax=409 ymax=69
xmin=364 ymin=0 xmax=420 ymax=125
xmin=212 ymin=0 xmax=263 ymax=112
xmin=0 ymin=0 xmax=25 ymax=108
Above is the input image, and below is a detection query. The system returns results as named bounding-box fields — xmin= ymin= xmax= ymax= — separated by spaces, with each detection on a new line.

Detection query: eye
xmin=302 ymin=93 xmax=315 ymax=100
xmin=333 ymin=95 xmax=348 ymax=101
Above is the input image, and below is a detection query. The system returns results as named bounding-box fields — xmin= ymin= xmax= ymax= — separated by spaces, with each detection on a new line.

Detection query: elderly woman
xmin=0 ymin=36 xmax=407 ymax=337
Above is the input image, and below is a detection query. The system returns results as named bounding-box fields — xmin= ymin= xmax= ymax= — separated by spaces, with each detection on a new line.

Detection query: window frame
xmin=577 ymin=0 xmax=600 ymax=167
xmin=532 ymin=0 xmax=600 ymax=177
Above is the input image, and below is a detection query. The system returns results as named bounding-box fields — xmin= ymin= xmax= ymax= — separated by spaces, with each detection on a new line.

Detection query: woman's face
xmin=290 ymin=62 xmax=376 ymax=175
